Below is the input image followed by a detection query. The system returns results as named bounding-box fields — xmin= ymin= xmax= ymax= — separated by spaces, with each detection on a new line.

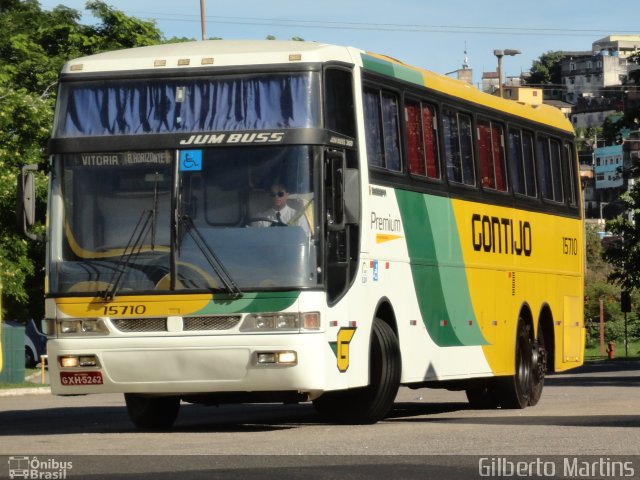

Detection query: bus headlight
xmin=241 ymin=313 xmax=298 ymax=332
xmin=60 ymin=320 xmax=82 ymax=334
xmin=58 ymin=318 xmax=109 ymax=335
xmin=240 ymin=312 xmax=320 ymax=332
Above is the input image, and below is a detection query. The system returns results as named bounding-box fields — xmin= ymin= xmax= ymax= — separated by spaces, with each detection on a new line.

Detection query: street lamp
xmin=493 ymin=49 xmax=521 ymax=98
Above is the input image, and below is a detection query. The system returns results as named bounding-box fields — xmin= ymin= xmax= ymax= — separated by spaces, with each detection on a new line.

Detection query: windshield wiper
xmin=179 ymin=214 xmax=242 ymax=296
xmin=102 ymin=209 xmax=153 ymax=301
xmin=103 ymin=171 xmax=163 ymax=301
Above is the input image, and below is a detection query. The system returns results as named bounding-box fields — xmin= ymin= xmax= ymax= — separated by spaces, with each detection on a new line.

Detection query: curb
xmin=0 ymin=387 xmax=51 ymax=397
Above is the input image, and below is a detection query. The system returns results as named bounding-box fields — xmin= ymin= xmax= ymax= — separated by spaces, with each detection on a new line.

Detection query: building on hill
xmin=561 ymin=36 xmax=640 ymax=129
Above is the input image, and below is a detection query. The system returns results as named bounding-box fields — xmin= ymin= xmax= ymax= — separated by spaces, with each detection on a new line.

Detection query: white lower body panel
xmin=47 ymin=333 xmax=329 ymax=395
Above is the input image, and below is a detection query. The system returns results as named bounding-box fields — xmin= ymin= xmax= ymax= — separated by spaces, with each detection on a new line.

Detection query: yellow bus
xmin=21 ymin=40 xmax=584 ymax=428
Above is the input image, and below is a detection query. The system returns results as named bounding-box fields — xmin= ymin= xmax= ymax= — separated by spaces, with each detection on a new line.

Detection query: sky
xmin=38 ymin=0 xmax=640 ymax=87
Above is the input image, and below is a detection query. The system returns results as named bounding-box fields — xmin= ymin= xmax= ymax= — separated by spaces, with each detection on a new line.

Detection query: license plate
xmin=60 ymin=371 xmax=103 ymax=386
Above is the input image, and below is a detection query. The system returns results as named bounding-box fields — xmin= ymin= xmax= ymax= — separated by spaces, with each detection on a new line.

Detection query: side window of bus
xmin=536 ymin=136 xmax=564 ymax=203
xmin=477 ymin=119 xmax=507 ymax=191
xmin=404 ymin=99 xmax=440 ymax=180
xmin=564 ymin=142 xmax=579 ymax=207
xmin=508 ymin=128 xmax=537 ymax=198
xmin=363 ymin=87 xmax=402 ymax=172
xmin=324 ymin=68 xmax=355 ymax=138
xmin=442 ymin=109 xmax=475 ymax=186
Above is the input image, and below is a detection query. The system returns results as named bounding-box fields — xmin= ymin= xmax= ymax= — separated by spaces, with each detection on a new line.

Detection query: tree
xmin=601 ymin=114 xmax=626 ymax=146
xmin=602 ymin=188 xmax=640 ymax=292
xmin=0 ymin=0 xmax=164 ymax=320
xmin=575 ymin=126 xmax=603 ymax=151
xmin=587 ymin=222 xmax=640 ymax=349
xmin=525 ymin=51 xmax=563 ymax=87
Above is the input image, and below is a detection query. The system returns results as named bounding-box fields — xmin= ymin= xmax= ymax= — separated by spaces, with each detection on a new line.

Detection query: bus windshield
xmin=50 ymin=145 xmax=321 ymax=295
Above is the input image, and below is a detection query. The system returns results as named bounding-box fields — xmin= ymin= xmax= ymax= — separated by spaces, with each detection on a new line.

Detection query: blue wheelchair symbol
xmin=179 ymin=150 xmax=202 ymax=171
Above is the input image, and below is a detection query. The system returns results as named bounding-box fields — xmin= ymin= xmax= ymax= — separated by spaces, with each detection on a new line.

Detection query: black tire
xmin=124 ymin=394 xmax=180 ymax=430
xmin=313 ymin=318 xmax=401 ymax=424
xmin=465 ymin=383 xmax=499 ymax=409
xmin=494 ymin=320 xmax=533 ymax=409
xmin=528 ymin=326 xmax=547 ymax=406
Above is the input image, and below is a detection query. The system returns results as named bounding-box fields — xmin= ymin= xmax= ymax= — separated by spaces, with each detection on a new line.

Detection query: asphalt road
xmin=0 ymin=360 xmax=638 ymax=479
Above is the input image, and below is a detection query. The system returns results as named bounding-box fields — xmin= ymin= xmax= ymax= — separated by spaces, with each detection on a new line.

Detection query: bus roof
xmin=361 ymin=52 xmax=574 ymax=134
xmin=62 ymin=40 xmax=573 ymax=134
xmin=61 ymin=40 xmax=360 ymax=73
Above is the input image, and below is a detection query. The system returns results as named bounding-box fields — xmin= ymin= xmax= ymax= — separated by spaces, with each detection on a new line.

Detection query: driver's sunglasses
xmin=270 ymin=191 xmax=286 ymax=197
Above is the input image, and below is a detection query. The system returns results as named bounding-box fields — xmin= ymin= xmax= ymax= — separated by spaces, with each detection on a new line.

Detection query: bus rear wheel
xmin=528 ymin=327 xmax=547 ymax=406
xmin=313 ymin=318 xmax=401 ymax=424
xmin=494 ymin=320 xmax=533 ymax=409
xmin=124 ymin=394 xmax=180 ymax=430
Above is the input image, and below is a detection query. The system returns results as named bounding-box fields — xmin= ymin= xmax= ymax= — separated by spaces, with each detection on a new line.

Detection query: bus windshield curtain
xmin=55 ymin=73 xmax=319 ymax=138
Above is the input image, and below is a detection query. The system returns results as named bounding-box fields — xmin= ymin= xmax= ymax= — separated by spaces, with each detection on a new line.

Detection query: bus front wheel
xmin=124 ymin=394 xmax=180 ymax=430
xmin=313 ymin=318 xmax=401 ymax=424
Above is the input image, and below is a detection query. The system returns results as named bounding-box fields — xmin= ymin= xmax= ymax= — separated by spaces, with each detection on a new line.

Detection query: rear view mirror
xmin=18 ymin=164 xmax=42 ymax=241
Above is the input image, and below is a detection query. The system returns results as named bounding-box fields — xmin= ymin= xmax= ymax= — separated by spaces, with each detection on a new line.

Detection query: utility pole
xmin=200 ymin=0 xmax=206 ymax=41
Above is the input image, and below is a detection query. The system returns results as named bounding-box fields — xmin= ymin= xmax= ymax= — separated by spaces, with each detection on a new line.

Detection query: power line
xmin=117 ymin=11 xmax=638 ymax=38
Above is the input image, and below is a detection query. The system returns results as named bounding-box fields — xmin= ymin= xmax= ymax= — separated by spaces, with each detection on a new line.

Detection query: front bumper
xmin=47 ymin=333 xmax=330 ymax=396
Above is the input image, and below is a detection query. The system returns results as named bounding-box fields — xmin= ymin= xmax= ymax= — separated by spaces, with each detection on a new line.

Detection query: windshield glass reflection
xmin=50 ymin=146 xmax=320 ymax=295
xmin=177 ymin=146 xmax=319 ymax=291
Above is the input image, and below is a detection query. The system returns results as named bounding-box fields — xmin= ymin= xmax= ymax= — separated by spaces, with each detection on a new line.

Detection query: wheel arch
xmin=373 ymin=297 xmax=398 ymax=337
xmin=517 ymin=302 xmax=535 ymax=340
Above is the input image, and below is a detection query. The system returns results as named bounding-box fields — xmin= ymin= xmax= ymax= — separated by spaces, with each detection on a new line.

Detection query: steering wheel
xmin=246 ymin=217 xmax=287 ymax=227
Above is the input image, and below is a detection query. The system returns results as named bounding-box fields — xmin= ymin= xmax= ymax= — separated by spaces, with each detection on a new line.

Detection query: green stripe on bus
xmin=395 ymin=190 xmax=487 ymax=347
xmin=361 ymin=54 xmax=396 ymax=77
xmin=194 ymin=291 xmax=299 ymax=315
xmin=361 ymin=54 xmax=424 ymax=86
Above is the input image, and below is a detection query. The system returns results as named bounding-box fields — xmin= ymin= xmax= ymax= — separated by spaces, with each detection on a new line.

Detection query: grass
xmin=0 ymin=368 xmax=49 ymax=389
xmin=585 ymin=340 xmax=640 ymax=361
xmin=0 ymin=381 xmax=46 ymax=389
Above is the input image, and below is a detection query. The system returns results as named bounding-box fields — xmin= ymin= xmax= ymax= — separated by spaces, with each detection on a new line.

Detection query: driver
xmin=252 ymin=182 xmax=310 ymax=234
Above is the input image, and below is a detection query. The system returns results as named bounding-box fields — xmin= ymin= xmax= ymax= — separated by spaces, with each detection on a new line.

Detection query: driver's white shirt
xmin=253 ymin=204 xmax=310 ymax=234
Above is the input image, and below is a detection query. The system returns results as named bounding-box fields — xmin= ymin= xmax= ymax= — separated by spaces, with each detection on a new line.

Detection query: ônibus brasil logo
xmin=8 ymin=456 xmax=73 ymax=479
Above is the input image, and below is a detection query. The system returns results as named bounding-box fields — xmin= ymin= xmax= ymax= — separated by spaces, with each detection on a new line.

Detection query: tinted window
xmin=443 ymin=109 xmax=475 ymax=186
xmin=363 ymin=88 xmax=383 ymax=168
xmin=324 ymin=68 xmax=355 ymax=137
xmin=364 ymin=87 xmax=402 ymax=171
xmin=508 ymin=129 xmax=537 ymax=197
xmin=564 ymin=142 xmax=579 ymax=207
xmin=405 ymin=99 xmax=440 ymax=179
xmin=477 ymin=119 xmax=507 ymax=191
xmin=536 ymin=136 xmax=564 ymax=203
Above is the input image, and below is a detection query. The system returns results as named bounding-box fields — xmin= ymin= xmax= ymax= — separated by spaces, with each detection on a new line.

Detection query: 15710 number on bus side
xmin=562 ymin=236 xmax=578 ymax=255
